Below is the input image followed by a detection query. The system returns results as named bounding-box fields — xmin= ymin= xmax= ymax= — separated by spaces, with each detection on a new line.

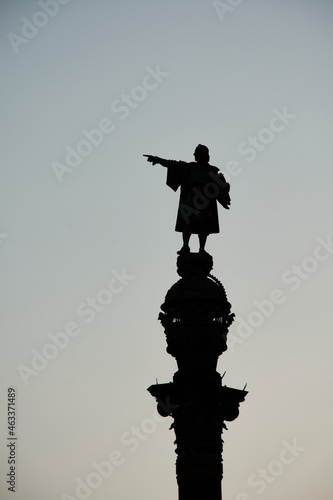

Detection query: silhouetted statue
xmin=144 ymin=145 xmax=230 ymax=254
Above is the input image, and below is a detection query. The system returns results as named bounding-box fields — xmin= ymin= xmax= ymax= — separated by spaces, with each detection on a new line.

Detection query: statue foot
xmin=177 ymin=245 xmax=190 ymax=255
xmin=199 ymin=249 xmax=209 ymax=256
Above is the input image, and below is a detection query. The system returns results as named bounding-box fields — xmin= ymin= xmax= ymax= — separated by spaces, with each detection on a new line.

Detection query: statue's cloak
xmin=165 ymin=160 xmax=230 ymax=234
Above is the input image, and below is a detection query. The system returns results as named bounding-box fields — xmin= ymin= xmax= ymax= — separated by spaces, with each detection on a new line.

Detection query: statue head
xmin=194 ymin=144 xmax=210 ymax=163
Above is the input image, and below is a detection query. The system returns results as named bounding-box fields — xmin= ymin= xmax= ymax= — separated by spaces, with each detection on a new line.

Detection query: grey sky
xmin=1 ymin=1 xmax=333 ymax=499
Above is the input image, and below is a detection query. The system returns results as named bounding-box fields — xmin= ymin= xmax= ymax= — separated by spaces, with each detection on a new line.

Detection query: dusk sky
xmin=1 ymin=1 xmax=333 ymax=499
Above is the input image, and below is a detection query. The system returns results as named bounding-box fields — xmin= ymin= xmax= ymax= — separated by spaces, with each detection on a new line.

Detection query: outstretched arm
xmin=143 ymin=155 xmax=169 ymax=167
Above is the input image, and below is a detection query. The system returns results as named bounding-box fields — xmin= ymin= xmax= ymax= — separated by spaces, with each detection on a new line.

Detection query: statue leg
xmin=177 ymin=226 xmax=191 ymax=254
xmin=199 ymin=232 xmax=208 ymax=254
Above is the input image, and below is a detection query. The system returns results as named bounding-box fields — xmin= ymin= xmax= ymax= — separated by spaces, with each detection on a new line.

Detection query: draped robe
xmin=165 ymin=160 xmax=230 ymax=234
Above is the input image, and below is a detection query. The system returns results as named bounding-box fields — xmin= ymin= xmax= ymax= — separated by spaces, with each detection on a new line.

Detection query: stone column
xmin=148 ymin=253 xmax=247 ymax=500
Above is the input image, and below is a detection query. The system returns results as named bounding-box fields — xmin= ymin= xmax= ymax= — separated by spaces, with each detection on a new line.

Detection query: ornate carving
xmin=148 ymin=251 xmax=247 ymax=499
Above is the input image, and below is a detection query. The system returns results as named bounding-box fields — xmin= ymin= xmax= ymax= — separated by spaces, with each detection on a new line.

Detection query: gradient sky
xmin=1 ymin=1 xmax=333 ymax=499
